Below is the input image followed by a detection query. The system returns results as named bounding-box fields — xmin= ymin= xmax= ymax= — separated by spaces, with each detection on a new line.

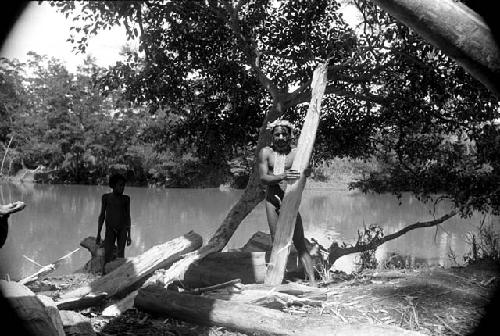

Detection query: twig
xmin=23 ymin=255 xmax=43 ymax=267
xmin=331 ymin=307 xmax=348 ymax=322
xmin=434 ymin=314 xmax=463 ymax=336
xmin=19 ymin=248 xmax=80 ymax=285
xmin=186 ymin=278 xmax=241 ymax=295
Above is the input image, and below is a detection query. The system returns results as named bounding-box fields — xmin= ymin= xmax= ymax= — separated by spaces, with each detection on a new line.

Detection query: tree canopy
xmin=45 ymin=1 xmax=499 ymax=212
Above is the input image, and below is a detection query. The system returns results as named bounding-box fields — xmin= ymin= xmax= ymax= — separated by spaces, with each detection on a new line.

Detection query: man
xmin=0 ymin=201 xmax=26 ymax=248
xmin=258 ymin=119 xmax=316 ymax=285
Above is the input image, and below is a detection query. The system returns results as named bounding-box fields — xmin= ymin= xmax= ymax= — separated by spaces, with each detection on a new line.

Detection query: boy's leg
xmin=116 ymin=228 xmax=127 ymax=258
xmin=104 ymin=228 xmax=117 ymax=264
xmin=292 ymin=213 xmax=317 ymax=286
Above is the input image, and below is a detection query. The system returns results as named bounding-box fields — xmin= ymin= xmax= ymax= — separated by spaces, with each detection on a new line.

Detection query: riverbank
xmin=25 ymin=259 xmax=499 ymax=336
xmin=1 ymin=157 xmax=371 ymax=190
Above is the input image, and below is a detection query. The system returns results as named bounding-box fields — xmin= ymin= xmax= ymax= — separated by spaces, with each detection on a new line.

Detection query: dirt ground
xmin=27 ymin=259 xmax=499 ymax=336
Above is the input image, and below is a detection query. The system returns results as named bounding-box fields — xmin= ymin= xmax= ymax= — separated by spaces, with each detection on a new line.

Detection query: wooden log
xmin=56 ymin=292 xmax=107 ymax=311
xmin=265 ymin=63 xmax=328 ymax=285
xmin=101 ymin=290 xmax=137 ymax=317
xmin=58 ymin=231 xmax=202 ymax=302
xmin=77 ymin=237 xmax=105 ymax=274
xmin=20 ymin=248 xmax=81 ymax=285
xmin=37 ymin=295 xmax=65 ymax=336
xmin=0 ymin=280 xmax=61 ymax=336
xmin=182 ymin=251 xmax=266 ymax=288
xmin=59 ymin=310 xmax=97 ymax=336
xmin=135 ymin=285 xmax=425 ymax=336
xmin=369 ymin=0 xmax=500 ymax=97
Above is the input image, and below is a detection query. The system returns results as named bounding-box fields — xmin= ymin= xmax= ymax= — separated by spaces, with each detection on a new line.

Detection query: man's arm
xmin=96 ymin=195 xmax=106 ymax=244
xmin=258 ymin=148 xmax=300 ymax=185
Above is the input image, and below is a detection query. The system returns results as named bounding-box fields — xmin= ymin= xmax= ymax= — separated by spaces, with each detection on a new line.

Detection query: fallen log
xmin=0 ymin=280 xmax=63 ymax=336
xmin=101 ymin=231 xmax=321 ymax=317
xmin=37 ymin=295 xmax=65 ymax=336
xmin=59 ymin=310 xmax=97 ymax=336
xmin=135 ymin=285 xmax=425 ymax=336
xmin=58 ymin=231 xmax=202 ymax=302
xmin=56 ymin=292 xmax=107 ymax=311
xmin=20 ymin=248 xmax=81 ymax=285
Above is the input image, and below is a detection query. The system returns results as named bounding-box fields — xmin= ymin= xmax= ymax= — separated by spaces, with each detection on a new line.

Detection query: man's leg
xmin=293 ymin=213 xmax=317 ymax=286
xmin=265 ymin=200 xmax=279 ymax=243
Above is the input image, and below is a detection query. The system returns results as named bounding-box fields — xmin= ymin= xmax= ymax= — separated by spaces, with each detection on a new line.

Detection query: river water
xmin=0 ymin=182 xmax=494 ymax=280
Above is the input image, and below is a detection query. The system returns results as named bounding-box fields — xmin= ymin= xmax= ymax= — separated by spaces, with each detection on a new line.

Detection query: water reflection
xmin=0 ymin=182 xmax=491 ymax=279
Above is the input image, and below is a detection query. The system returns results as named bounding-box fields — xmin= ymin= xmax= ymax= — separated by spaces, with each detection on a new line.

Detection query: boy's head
xmin=109 ymin=173 xmax=127 ymax=193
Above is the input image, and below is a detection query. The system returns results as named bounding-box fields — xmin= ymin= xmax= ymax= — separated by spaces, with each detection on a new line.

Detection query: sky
xmin=0 ymin=2 xmax=361 ymax=74
xmin=0 ymin=2 xmax=132 ymax=73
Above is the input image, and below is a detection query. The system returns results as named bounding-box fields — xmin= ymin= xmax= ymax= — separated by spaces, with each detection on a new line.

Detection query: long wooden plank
xmin=264 ymin=63 xmax=328 ymax=285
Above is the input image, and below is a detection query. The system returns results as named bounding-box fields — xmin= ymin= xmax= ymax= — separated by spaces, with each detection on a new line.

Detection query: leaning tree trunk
xmin=264 ymin=63 xmax=328 ymax=285
xmin=138 ymin=103 xmax=286 ymax=288
xmin=369 ymin=0 xmax=500 ymax=97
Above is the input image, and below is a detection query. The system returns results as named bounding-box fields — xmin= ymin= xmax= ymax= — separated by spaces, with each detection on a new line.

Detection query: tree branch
xmin=220 ymin=0 xmax=280 ymax=99
xmin=327 ymin=210 xmax=458 ymax=265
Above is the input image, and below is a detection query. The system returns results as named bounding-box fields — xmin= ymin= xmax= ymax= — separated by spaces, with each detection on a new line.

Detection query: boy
xmin=96 ymin=173 xmax=131 ymax=271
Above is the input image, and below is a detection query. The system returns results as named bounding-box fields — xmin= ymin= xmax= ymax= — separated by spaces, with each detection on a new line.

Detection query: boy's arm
xmin=96 ymin=194 xmax=106 ymax=244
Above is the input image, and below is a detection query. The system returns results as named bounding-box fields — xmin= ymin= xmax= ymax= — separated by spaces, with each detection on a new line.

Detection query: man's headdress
xmin=266 ymin=119 xmax=295 ymax=132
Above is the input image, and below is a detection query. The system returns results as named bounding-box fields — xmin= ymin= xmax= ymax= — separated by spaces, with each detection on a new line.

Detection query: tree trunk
xmin=369 ymin=0 xmax=500 ymax=97
xmin=135 ymin=285 xmax=425 ymax=336
xmin=0 ymin=280 xmax=63 ymax=336
xmin=0 ymin=134 xmax=14 ymax=176
xmin=265 ymin=63 xmax=328 ymax=285
xmin=57 ymin=231 xmax=202 ymax=302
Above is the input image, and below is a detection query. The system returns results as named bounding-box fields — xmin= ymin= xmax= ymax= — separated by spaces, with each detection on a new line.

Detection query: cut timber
xmin=135 ymin=285 xmax=425 ymax=336
xmin=265 ymin=62 xmax=328 ymax=285
xmin=20 ymin=248 xmax=81 ymax=285
xmin=58 ymin=231 xmax=202 ymax=302
xmin=369 ymin=0 xmax=500 ymax=97
xmin=77 ymin=237 xmax=105 ymax=274
xmin=37 ymin=295 xmax=65 ymax=336
xmin=101 ymin=290 xmax=137 ymax=317
xmin=56 ymin=292 xmax=107 ymax=311
xmin=59 ymin=310 xmax=96 ymax=336
xmin=182 ymin=251 xmax=266 ymax=288
xmin=0 ymin=280 xmax=62 ymax=336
